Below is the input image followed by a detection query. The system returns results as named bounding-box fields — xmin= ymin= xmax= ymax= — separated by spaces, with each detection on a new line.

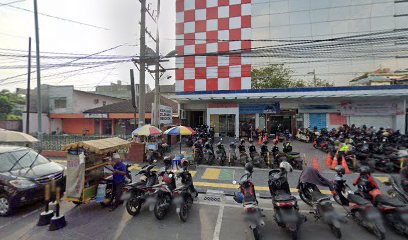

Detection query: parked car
xmin=0 ymin=145 xmax=65 ymax=216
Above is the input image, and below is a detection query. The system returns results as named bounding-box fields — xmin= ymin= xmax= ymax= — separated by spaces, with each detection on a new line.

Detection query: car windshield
xmin=0 ymin=149 xmax=50 ymax=173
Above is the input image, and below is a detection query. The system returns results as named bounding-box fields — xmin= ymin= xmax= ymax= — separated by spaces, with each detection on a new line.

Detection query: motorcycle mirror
xmin=232 ymin=180 xmax=237 ymax=185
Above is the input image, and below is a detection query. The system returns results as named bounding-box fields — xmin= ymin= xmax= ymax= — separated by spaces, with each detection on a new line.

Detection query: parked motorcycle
xmin=249 ymin=141 xmax=261 ymax=167
xmin=282 ymin=142 xmax=303 ymax=170
xmin=228 ymin=139 xmax=239 ymax=166
xmin=332 ymin=166 xmax=386 ymax=239
xmin=173 ymin=164 xmax=196 ymax=222
xmin=204 ymin=140 xmax=215 ymax=165
xmin=385 ymin=176 xmax=408 ymax=204
xmin=146 ymin=144 xmax=163 ymax=164
xmin=238 ymin=140 xmax=249 ymax=166
xmin=233 ymin=164 xmax=265 ymax=240
xmin=193 ymin=140 xmax=205 ymax=165
xmin=123 ymin=162 xmax=158 ymax=216
xmin=216 ymin=139 xmax=227 ymax=166
xmin=298 ymin=167 xmax=344 ymax=238
xmin=268 ymin=162 xmax=305 ymax=240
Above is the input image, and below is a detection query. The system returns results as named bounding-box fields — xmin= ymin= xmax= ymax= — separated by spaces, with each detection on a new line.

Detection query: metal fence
xmin=33 ymin=134 xmax=132 ymax=151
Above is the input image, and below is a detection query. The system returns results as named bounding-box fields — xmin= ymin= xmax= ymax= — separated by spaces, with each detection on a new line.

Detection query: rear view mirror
xmin=232 ymin=180 xmax=237 ymax=185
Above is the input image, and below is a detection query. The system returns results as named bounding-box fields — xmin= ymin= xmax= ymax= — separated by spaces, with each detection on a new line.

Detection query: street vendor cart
xmin=61 ymin=137 xmax=130 ymax=205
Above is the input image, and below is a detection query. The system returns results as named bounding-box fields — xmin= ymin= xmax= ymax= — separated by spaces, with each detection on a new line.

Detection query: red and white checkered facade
xmin=175 ymin=0 xmax=252 ymax=92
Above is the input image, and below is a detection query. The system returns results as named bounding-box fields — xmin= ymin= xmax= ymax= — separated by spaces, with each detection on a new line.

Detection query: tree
xmin=251 ymin=64 xmax=333 ymax=89
xmin=0 ymin=89 xmax=25 ymax=120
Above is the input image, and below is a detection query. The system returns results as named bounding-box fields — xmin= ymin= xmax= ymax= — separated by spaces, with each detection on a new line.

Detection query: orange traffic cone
xmin=330 ymin=154 xmax=338 ymax=170
xmin=258 ymin=136 xmax=262 ymax=145
xmin=303 ymin=154 xmax=308 ymax=166
xmin=342 ymin=157 xmax=352 ymax=174
xmin=313 ymin=157 xmax=320 ymax=172
xmin=326 ymin=153 xmax=332 ymax=167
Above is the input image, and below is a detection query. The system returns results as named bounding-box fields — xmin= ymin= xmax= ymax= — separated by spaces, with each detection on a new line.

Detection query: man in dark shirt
xmin=110 ymin=153 xmax=127 ymax=211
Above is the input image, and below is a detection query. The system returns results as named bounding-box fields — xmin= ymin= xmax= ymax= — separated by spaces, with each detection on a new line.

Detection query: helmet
xmin=163 ymin=156 xmax=172 ymax=166
xmin=244 ymin=162 xmax=254 ymax=173
xmin=181 ymin=158 xmax=189 ymax=168
xmin=359 ymin=166 xmax=371 ymax=175
xmin=334 ymin=165 xmax=345 ymax=175
xmin=279 ymin=161 xmax=293 ymax=173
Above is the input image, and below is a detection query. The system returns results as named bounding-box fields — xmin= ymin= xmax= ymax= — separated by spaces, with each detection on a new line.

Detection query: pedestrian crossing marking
xmin=219 ymin=169 xmax=234 ymax=181
xmin=129 ymin=164 xmax=141 ymax=170
xmin=202 ymin=168 xmax=221 ymax=180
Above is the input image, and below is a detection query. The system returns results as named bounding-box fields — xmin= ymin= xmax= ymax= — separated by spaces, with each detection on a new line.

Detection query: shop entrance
xmin=187 ymin=111 xmax=204 ymax=128
xmin=210 ymin=114 xmax=236 ymax=137
xmin=266 ymin=115 xmax=292 ymax=134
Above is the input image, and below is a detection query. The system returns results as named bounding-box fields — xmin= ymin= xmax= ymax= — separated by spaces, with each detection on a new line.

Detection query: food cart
xmin=61 ymin=137 xmax=130 ymax=205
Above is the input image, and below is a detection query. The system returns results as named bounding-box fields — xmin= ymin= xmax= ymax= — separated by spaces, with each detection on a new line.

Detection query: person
xmin=401 ymin=162 xmax=408 ymax=193
xmin=110 ymin=153 xmax=127 ymax=211
xmin=336 ymin=138 xmax=352 ymax=163
xmin=297 ymin=167 xmax=335 ymax=202
xmin=353 ymin=166 xmax=379 ymax=200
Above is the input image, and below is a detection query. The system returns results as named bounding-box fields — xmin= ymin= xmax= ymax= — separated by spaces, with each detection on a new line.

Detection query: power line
xmin=0 ymin=0 xmax=26 ymax=7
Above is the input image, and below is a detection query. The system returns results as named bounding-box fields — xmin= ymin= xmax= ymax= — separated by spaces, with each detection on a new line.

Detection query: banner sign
xmin=66 ymin=153 xmax=85 ymax=199
xmin=152 ymin=104 xmax=173 ymax=125
xmin=340 ymin=102 xmax=399 ymax=116
xmin=239 ymin=103 xmax=280 ymax=114
xmin=85 ymin=113 xmax=108 ymax=119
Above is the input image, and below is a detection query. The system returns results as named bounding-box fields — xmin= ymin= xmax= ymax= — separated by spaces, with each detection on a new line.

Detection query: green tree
xmin=0 ymin=89 xmax=25 ymax=120
xmin=251 ymin=64 xmax=333 ymax=89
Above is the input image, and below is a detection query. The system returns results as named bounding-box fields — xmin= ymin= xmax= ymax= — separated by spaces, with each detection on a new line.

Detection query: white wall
xmin=22 ymin=113 xmax=49 ymax=134
xmin=72 ymin=91 xmax=122 ymax=113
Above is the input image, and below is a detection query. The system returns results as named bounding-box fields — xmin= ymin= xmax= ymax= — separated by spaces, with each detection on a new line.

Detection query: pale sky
xmin=0 ymin=0 xmax=176 ymax=91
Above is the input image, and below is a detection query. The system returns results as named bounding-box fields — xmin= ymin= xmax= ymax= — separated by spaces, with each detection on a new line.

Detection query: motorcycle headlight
xmin=9 ymin=179 xmax=36 ymax=189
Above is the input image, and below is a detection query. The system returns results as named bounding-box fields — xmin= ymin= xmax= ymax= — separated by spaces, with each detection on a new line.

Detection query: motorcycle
xmin=332 ymin=167 xmax=386 ymax=239
xmin=123 ymin=162 xmax=158 ymax=216
xmin=233 ymin=170 xmax=265 ymax=240
xmin=298 ymin=167 xmax=344 ymax=238
xmin=268 ymin=167 xmax=305 ymax=240
xmin=216 ymin=139 xmax=227 ymax=166
xmin=146 ymin=144 xmax=163 ymax=164
xmin=282 ymin=142 xmax=303 ymax=170
xmin=238 ymin=142 xmax=249 ymax=166
xmin=228 ymin=140 xmax=238 ymax=166
xmin=173 ymin=167 xmax=196 ymax=222
xmin=149 ymin=164 xmax=176 ymax=220
xmin=249 ymin=142 xmax=261 ymax=167
xmin=356 ymin=177 xmax=408 ymax=236
xmin=193 ymin=140 xmax=205 ymax=165
xmin=385 ymin=176 xmax=408 ymax=204
xmin=260 ymin=143 xmax=269 ymax=167
xmin=99 ymin=164 xmax=132 ymax=207
xmin=204 ymin=141 xmax=215 ymax=165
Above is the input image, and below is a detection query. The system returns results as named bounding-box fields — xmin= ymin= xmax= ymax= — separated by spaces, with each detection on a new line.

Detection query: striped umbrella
xmin=132 ymin=125 xmax=162 ymax=136
xmin=164 ymin=126 xmax=196 ymax=153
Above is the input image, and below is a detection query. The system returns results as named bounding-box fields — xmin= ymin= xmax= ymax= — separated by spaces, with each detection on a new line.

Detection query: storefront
xmin=174 ymin=85 xmax=408 ymax=135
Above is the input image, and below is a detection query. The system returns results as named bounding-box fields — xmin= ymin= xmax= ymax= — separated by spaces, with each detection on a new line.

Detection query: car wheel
xmin=0 ymin=194 xmax=12 ymax=217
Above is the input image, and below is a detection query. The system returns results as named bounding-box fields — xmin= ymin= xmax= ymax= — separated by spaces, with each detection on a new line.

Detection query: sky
xmin=0 ymin=0 xmax=176 ymax=91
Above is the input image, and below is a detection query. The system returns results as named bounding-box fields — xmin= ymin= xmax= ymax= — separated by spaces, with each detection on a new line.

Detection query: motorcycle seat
xmin=287 ymin=152 xmax=300 ymax=156
xmin=347 ymin=194 xmax=371 ymax=206
xmin=274 ymin=193 xmax=296 ymax=202
xmin=375 ymin=195 xmax=407 ymax=207
xmin=310 ymin=191 xmax=330 ymax=203
xmin=372 ymin=154 xmax=385 ymax=159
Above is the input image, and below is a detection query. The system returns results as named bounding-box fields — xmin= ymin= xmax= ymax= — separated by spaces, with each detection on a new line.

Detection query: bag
xmin=95 ymin=184 xmax=107 ymax=203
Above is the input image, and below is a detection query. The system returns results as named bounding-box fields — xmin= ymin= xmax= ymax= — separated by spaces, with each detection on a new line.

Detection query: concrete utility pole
xmin=129 ymin=69 xmax=138 ymax=128
xmin=153 ymin=0 xmax=161 ymax=127
xmin=33 ymin=0 xmax=42 ymax=148
xmin=138 ymin=0 xmax=147 ymax=127
xmin=308 ymin=69 xmax=317 ymax=87
xmin=25 ymin=37 xmax=31 ymax=134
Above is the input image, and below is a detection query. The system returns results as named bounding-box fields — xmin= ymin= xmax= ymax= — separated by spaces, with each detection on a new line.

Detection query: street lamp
xmin=307 ymin=69 xmax=317 ymax=87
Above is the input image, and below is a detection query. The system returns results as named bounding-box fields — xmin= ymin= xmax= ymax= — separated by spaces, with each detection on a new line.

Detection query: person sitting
xmin=353 ymin=166 xmax=379 ymax=200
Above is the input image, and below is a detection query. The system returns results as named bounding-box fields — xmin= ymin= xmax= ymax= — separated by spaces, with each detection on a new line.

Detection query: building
xmin=93 ymin=80 xmax=151 ymax=99
xmin=173 ymin=0 xmax=408 ymax=136
xmin=175 ymin=85 xmax=408 ymax=137
xmin=22 ymin=85 xmax=123 ymax=134
xmin=350 ymin=68 xmax=408 ymax=86
xmin=84 ymin=92 xmax=179 ymax=135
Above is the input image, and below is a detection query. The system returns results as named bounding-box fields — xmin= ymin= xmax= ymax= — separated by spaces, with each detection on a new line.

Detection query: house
xmin=92 ymin=80 xmax=151 ymax=99
xmin=350 ymin=68 xmax=408 ymax=86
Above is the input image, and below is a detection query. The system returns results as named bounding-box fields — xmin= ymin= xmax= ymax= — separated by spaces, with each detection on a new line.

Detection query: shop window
xmin=239 ymin=114 xmax=255 ymax=138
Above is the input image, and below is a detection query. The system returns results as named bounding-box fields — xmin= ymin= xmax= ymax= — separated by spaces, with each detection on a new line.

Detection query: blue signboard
xmin=309 ymin=113 xmax=327 ymax=130
xmin=240 ymin=103 xmax=280 ymax=114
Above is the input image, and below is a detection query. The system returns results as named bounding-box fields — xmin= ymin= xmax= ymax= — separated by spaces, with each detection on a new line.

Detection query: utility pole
xmin=129 ymin=69 xmax=138 ymax=129
xmin=153 ymin=0 xmax=161 ymax=127
xmin=33 ymin=0 xmax=42 ymax=149
xmin=308 ymin=69 xmax=317 ymax=87
xmin=138 ymin=0 xmax=147 ymax=127
xmin=25 ymin=37 xmax=31 ymax=134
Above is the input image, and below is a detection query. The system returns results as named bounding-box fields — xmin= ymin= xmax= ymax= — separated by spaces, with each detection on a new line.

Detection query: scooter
xmin=233 ymin=170 xmax=265 ymax=240
xmin=204 ymin=141 xmax=215 ymax=165
xmin=123 ymin=161 xmax=159 ymax=216
xmin=332 ymin=167 xmax=386 ymax=239
xmin=216 ymin=139 xmax=227 ymax=166
xmin=173 ymin=166 xmax=196 ymax=222
xmin=268 ymin=167 xmax=306 ymax=240
xmin=238 ymin=142 xmax=249 ymax=166
xmin=249 ymin=142 xmax=261 ymax=167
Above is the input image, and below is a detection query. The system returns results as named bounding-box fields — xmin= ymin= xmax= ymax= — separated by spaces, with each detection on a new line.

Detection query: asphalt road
xmin=1 ymin=194 xmax=406 ymax=240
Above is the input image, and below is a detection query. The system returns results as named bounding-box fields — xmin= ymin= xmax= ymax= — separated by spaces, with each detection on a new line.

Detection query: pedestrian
xmin=109 ymin=153 xmax=127 ymax=211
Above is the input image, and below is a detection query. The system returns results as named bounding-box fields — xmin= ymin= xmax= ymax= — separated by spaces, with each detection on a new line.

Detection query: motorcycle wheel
xmin=178 ymin=201 xmax=189 ymax=222
xmin=329 ymin=224 xmax=342 ymax=239
xmin=126 ymin=196 xmax=142 ymax=216
xmin=154 ymin=196 xmax=168 ymax=220
xmin=252 ymin=227 xmax=260 ymax=240
xmin=290 ymin=230 xmax=298 ymax=240
xmin=372 ymin=223 xmax=386 ymax=240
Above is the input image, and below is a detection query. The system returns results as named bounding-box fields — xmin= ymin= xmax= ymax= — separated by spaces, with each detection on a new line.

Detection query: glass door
xmin=219 ymin=114 xmax=235 ymax=137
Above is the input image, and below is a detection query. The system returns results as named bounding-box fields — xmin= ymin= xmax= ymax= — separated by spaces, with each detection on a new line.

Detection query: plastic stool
xmin=172 ymin=154 xmax=183 ymax=170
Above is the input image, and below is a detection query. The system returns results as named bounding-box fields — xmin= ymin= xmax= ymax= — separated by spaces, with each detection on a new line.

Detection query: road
xmin=0 ymin=140 xmax=404 ymax=240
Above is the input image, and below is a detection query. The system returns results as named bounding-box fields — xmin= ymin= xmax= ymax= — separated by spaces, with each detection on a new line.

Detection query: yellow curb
xmin=374 ymin=176 xmax=389 ymax=183
xmin=202 ymin=168 xmax=221 ymax=180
